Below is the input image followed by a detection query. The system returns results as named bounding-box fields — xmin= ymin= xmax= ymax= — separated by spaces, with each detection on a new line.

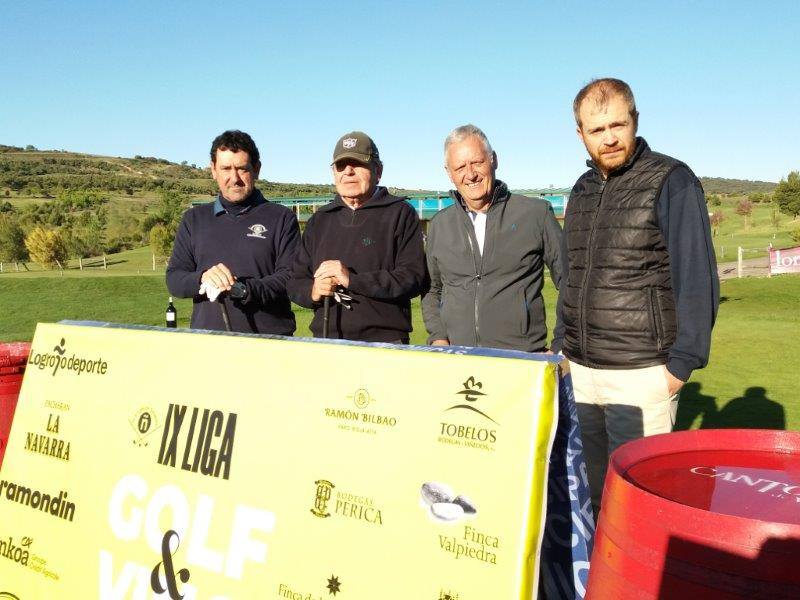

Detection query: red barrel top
xmin=618 ymin=429 xmax=800 ymax=526
xmin=592 ymin=431 xmax=800 ymax=599
xmin=625 ymin=449 xmax=800 ymax=525
xmin=0 ymin=342 xmax=31 ymax=368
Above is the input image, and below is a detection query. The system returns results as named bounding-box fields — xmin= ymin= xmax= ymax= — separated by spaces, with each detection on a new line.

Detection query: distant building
xmin=514 ymin=187 xmax=571 ymax=217
xmin=193 ymin=187 xmax=571 ymax=225
xmin=403 ymin=188 xmax=570 ymax=222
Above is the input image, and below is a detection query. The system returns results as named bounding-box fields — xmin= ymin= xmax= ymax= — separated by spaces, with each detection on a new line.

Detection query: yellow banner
xmin=0 ymin=322 xmax=557 ymax=599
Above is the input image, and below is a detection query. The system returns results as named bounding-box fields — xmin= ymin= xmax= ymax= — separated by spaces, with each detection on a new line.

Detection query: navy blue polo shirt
xmin=166 ymin=190 xmax=300 ymax=334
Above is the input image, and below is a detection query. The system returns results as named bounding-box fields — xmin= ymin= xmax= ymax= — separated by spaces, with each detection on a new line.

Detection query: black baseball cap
xmin=332 ymin=131 xmax=380 ymax=165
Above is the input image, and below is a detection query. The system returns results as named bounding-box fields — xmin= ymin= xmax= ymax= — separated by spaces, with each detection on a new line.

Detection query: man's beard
xmin=595 ymin=145 xmax=633 ymax=175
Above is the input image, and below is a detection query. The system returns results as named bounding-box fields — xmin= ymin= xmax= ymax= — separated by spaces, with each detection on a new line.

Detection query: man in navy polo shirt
xmin=166 ymin=130 xmax=300 ymax=334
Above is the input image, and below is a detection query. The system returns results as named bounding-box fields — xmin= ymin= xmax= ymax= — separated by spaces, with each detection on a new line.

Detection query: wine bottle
xmin=165 ymin=297 xmax=177 ymax=328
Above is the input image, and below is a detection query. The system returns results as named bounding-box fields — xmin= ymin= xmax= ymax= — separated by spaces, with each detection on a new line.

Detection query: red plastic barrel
xmin=587 ymin=429 xmax=800 ymax=599
xmin=0 ymin=342 xmax=31 ymax=468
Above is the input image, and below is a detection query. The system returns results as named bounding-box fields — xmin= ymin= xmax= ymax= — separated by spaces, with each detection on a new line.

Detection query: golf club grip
xmin=219 ymin=298 xmax=232 ymax=332
xmin=322 ymin=296 xmax=331 ymax=339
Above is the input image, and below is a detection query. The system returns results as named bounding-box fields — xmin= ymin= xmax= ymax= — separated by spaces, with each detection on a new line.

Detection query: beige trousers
xmin=570 ymin=362 xmax=678 ymax=514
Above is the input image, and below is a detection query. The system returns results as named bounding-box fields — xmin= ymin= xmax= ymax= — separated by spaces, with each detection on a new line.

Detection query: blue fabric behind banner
xmin=540 ymin=372 xmax=595 ymax=599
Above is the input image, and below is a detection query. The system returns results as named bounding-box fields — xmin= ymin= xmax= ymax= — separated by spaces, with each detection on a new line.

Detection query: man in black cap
xmin=288 ymin=131 xmax=427 ymax=342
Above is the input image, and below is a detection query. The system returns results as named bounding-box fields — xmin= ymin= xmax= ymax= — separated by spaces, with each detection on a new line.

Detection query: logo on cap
xmin=342 ymin=138 xmax=357 ymax=149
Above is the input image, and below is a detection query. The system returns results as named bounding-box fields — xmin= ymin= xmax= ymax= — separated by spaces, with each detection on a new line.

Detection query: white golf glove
xmin=198 ymin=281 xmax=222 ymax=302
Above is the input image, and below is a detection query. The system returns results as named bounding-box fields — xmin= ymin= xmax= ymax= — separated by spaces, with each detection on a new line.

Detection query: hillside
xmin=2 ymin=145 xmax=781 ymax=199
xmin=698 ymin=176 xmax=777 ymax=196
xmin=0 ymin=144 xmax=435 ymax=198
xmin=0 ymin=144 xmax=337 ymax=198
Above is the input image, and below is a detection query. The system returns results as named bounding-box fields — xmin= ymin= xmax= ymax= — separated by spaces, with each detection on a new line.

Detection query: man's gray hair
xmin=444 ymin=124 xmax=493 ymax=158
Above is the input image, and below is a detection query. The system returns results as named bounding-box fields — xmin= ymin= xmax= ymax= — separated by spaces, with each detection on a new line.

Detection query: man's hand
xmin=314 ymin=260 xmax=350 ymax=289
xmin=201 ymin=263 xmax=235 ymax=292
xmin=431 ymin=339 xmax=450 ymax=346
xmin=311 ymin=276 xmax=337 ymax=303
xmin=664 ymin=367 xmax=685 ymax=396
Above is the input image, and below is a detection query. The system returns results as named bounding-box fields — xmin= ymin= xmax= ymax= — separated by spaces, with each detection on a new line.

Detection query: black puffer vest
xmin=562 ymin=138 xmax=684 ymax=368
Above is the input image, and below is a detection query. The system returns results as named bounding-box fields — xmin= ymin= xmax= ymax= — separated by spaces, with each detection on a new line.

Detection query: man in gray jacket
xmin=422 ymin=124 xmax=563 ymax=352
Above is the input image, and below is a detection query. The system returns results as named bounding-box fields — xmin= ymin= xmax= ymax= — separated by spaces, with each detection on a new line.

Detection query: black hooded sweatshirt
xmin=288 ymin=186 xmax=427 ymax=342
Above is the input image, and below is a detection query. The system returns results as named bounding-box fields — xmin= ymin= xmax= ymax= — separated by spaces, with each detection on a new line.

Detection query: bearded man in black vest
xmin=553 ymin=78 xmax=719 ymax=516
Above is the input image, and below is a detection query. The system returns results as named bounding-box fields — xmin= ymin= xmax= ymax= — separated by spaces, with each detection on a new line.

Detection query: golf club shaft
xmin=322 ymin=295 xmax=330 ymax=338
xmin=219 ymin=297 xmax=232 ymax=332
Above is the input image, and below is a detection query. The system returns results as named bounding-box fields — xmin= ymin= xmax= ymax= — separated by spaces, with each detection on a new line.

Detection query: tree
xmin=710 ymin=211 xmax=725 ymax=237
xmin=748 ymin=192 xmax=768 ymax=204
xmin=771 ymin=207 xmax=781 ymax=230
xmin=141 ymin=189 xmax=186 ymax=237
xmin=25 ymin=226 xmax=68 ymax=269
xmin=149 ymin=224 xmax=174 ymax=259
xmin=56 ymin=189 xmax=107 ymax=211
xmin=83 ymin=211 xmax=107 ymax=256
xmin=65 ymin=221 xmax=106 ymax=258
xmin=0 ymin=216 xmax=28 ymax=265
xmin=706 ymin=194 xmax=722 ymax=207
xmin=735 ymin=199 xmax=753 ymax=230
xmin=774 ymin=171 xmax=800 ymax=218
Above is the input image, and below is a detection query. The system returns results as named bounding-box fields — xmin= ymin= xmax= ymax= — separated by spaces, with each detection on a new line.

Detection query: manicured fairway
xmin=673 ymin=276 xmax=800 ymax=431
xmin=1 ymin=273 xmax=798 ymax=430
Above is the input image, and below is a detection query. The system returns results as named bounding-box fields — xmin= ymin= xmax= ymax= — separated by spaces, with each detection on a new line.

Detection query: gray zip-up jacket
xmin=422 ymin=181 xmax=563 ymax=352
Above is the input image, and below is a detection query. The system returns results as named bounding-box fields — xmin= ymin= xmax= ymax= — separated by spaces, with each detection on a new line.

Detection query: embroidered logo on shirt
xmin=247 ymin=224 xmax=268 ymax=239
xmin=342 ymin=138 xmax=357 ymax=149
xmin=362 ymin=236 xmax=373 ymax=247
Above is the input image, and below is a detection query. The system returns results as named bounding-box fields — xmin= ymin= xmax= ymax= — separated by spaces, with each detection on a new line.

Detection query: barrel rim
xmin=606 ymin=429 xmax=800 ymax=531
xmin=0 ymin=342 xmax=32 ymax=367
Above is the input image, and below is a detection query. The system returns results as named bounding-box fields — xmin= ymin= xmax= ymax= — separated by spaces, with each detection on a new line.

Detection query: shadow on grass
xmin=675 ymin=383 xmax=785 ymax=430
xmin=81 ymin=259 xmax=127 ymax=267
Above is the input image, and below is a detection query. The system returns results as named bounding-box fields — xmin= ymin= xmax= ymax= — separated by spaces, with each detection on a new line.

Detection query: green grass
xmin=1 ymin=271 xmax=798 ymax=431
xmin=0 ymin=275 xmax=178 ymax=340
xmin=6 ymin=192 xmax=155 ymax=207
xmin=0 ymin=246 xmax=166 ymax=276
xmin=711 ymin=198 xmax=799 ymax=261
xmin=675 ymin=275 xmax=800 ymax=431
xmin=0 ymin=273 xmax=370 ymax=342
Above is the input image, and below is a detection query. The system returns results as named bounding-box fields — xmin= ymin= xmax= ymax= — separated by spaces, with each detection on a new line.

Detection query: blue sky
xmin=2 ymin=1 xmax=798 ymax=191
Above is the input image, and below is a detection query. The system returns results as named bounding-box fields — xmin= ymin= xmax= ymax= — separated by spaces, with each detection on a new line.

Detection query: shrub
xmin=25 ymin=226 xmax=68 ymax=269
